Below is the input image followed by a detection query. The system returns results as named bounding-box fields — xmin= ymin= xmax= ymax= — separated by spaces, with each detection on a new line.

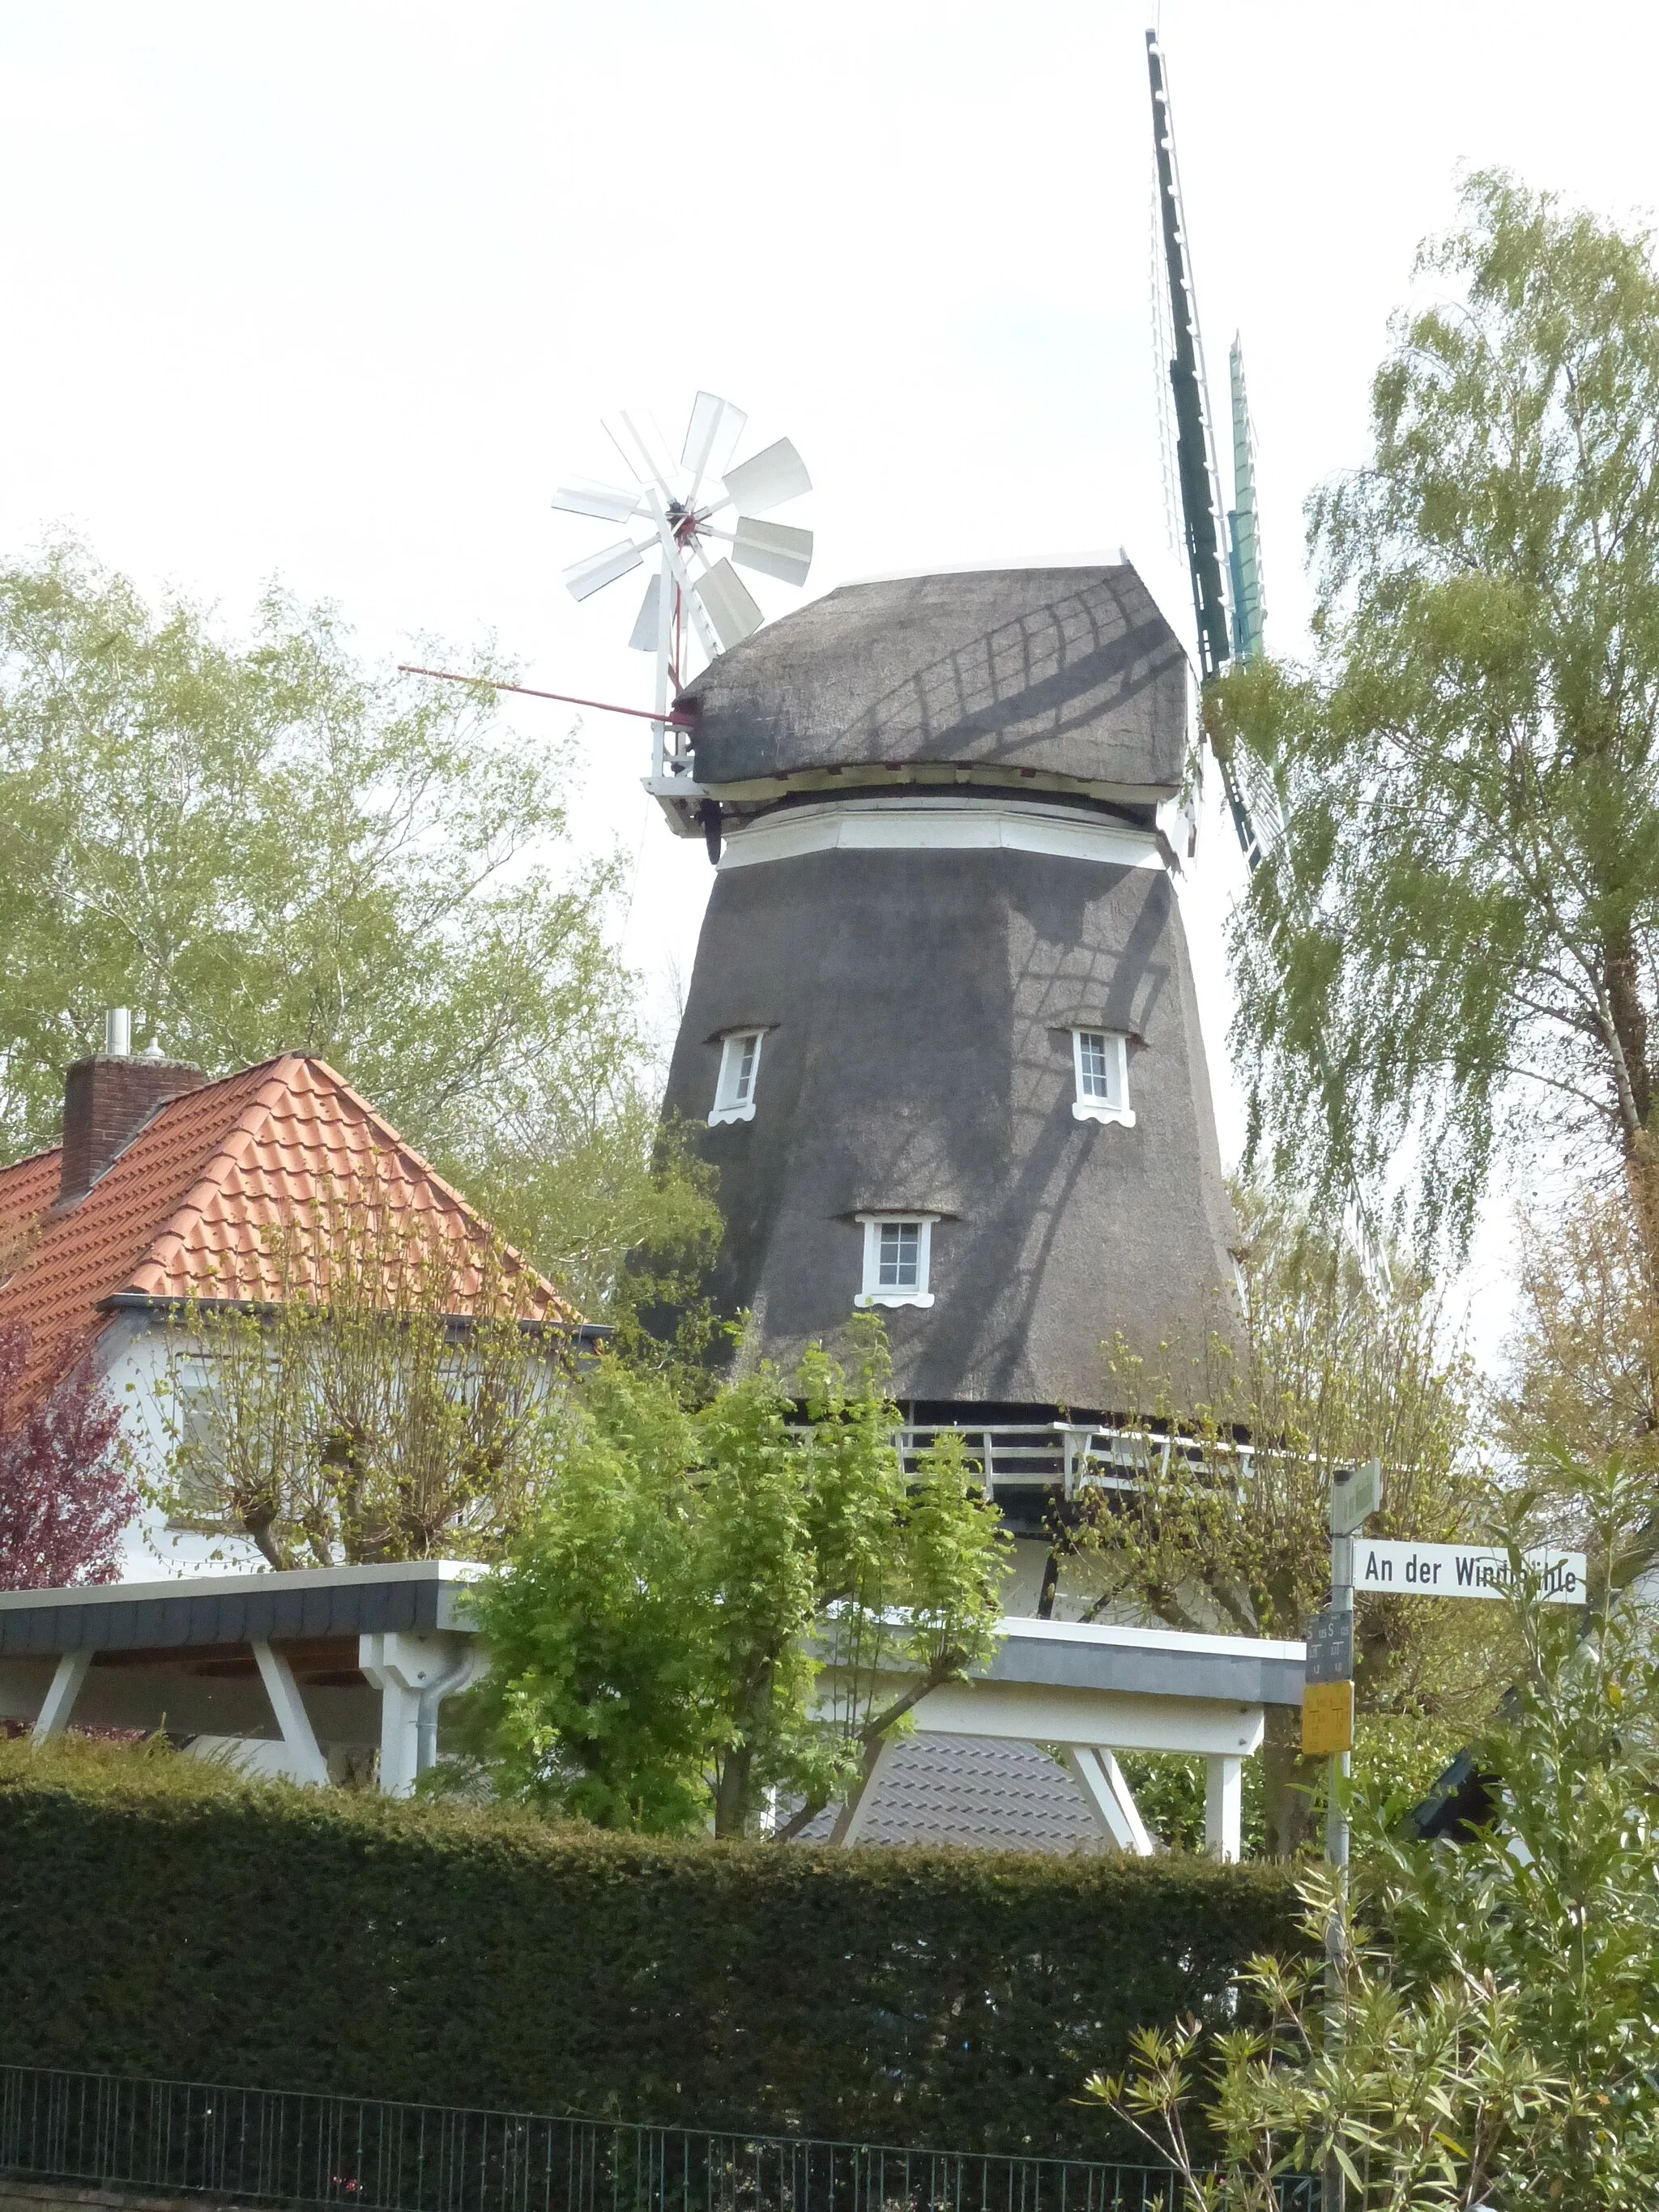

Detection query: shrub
xmin=0 ymin=1738 xmax=1303 ymax=2156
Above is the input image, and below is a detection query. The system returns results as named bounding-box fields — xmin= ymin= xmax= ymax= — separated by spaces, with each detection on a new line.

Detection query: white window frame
xmin=1071 ymin=1028 xmax=1135 ymax=1127
xmin=854 ymin=1213 xmax=937 ymax=1310
xmin=710 ymin=1029 xmax=765 ymax=1125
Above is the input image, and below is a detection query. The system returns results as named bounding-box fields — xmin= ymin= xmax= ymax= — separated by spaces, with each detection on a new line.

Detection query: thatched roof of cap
xmin=684 ymin=565 xmax=1190 ymax=801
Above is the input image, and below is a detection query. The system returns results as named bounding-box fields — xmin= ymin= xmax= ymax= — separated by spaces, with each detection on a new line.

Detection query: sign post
xmin=1311 ymin=1458 xmax=1380 ymax=2212
xmin=1299 ymin=1477 xmax=1586 ymax=2212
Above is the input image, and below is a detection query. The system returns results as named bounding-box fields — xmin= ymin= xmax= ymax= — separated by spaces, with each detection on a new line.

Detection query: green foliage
xmin=1216 ymin=172 xmax=1659 ymax=1256
xmin=0 ymin=1733 xmax=1303 ymax=2157
xmin=1496 ymin=1184 xmax=1659 ymax=1481
xmin=463 ymin=1320 xmax=1010 ymax=1838
xmin=1071 ymin=1190 xmax=1498 ymax=1855
xmin=1089 ymin=1458 xmax=1659 ymax=2208
xmin=0 ymin=539 xmax=719 ymax=1319
xmin=452 ymin=1362 xmax=717 ymax=1831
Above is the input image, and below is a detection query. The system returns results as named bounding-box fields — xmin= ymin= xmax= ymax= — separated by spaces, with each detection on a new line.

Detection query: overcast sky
xmin=4 ymin=0 xmax=1654 ymax=1351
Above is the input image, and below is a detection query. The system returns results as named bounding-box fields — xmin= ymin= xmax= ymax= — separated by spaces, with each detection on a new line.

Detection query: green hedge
xmin=0 ymin=1741 xmax=1303 ymax=2157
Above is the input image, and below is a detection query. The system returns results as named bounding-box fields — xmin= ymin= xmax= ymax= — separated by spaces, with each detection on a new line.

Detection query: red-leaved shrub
xmin=0 ymin=1323 xmax=134 ymax=1588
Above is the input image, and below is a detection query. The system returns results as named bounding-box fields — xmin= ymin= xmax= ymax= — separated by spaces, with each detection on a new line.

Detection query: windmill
xmin=551 ymin=393 xmax=814 ymax=828
xmin=403 ymin=63 xmax=1247 ymax=1556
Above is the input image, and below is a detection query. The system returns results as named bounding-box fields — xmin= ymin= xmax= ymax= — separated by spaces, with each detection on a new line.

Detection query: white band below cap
xmin=718 ymin=796 xmax=1165 ymax=872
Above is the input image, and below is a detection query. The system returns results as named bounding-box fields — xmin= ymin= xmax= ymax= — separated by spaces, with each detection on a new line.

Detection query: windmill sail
xmin=1227 ymin=337 xmax=1266 ymax=663
xmin=1145 ymin=28 xmax=1262 ymax=872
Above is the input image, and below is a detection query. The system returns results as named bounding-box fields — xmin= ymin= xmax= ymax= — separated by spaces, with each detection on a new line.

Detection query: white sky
xmin=5 ymin=0 xmax=1653 ymax=1362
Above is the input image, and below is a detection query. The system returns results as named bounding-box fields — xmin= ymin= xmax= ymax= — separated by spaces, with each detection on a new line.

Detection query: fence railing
xmin=889 ymin=1424 xmax=1252 ymax=1501
xmin=0 ymin=2066 xmax=1323 ymax=2212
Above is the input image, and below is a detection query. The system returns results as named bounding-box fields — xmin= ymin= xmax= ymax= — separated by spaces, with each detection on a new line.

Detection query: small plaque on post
xmin=1302 ymin=1680 xmax=1354 ymax=1758
xmin=1304 ymin=1605 xmax=1354 ymax=1686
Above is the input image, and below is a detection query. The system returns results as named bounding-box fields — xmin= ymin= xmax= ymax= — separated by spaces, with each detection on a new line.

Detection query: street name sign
xmin=1352 ymin=1540 xmax=1587 ymax=1605
xmin=1330 ymin=1457 xmax=1383 ymax=1536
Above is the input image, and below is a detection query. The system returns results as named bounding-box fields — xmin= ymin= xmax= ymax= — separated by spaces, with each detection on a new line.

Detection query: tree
xmin=1087 ymin=1459 xmax=1659 ymax=2210
xmin=157 ymin=1200 xmax=570 ymax=1570
xmin=1068 ymin=1192 xmax=1496 ymax=1856
xmin=463 ymin=1319 xmax=1009 ymax=1837
xmin=0 ymin=539 xmax=718 ymax=1318
xmin=0 ymin=1323 xmax=134 ymax=1587
xmin=1217 ymin=173 xmax=1659 ymax=1274
xmin=1497 ymin=1186 xmax=1659 ymax=1481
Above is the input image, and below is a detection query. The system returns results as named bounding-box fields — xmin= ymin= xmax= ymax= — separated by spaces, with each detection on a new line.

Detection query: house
xmin=0 ymin=1020 xmax=591 ymax=1580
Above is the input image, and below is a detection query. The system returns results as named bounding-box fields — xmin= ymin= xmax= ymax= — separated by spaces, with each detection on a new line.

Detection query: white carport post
xmin=359 ymin=1630 xmax=487 ymax=1796
xmin=251 ymin=1641 xmax=330 ymax=1786
xmin=32 ymin=1650 xmax=92 ymax=1744
xmin=1205 ymin=1754 xmax=1243 ymax=1863
xmin=1062 ymin=1745 xmax=1156 ymax=1856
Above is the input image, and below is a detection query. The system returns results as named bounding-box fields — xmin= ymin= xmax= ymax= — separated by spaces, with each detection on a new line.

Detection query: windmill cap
xmin=682 ymin=561 xmax=1189 ymax=806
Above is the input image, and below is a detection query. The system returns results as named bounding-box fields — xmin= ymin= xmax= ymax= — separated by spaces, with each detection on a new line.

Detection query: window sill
xmin=855 ymin=1291 xmax=936 ymax=1309
xmin=708 ymin=1104 xmax=756 ymax=1126
xmin=1073 ymin=1102 xmax=1136 ymax=1127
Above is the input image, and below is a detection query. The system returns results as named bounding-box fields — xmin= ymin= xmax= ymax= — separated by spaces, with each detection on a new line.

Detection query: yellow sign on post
xmin=1302 ymin=1679 xmax=1354 ymax=1758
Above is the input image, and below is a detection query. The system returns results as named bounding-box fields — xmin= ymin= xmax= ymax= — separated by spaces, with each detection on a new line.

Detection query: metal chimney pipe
xmin=103 ymin=1008 xmax=131 ymax=1059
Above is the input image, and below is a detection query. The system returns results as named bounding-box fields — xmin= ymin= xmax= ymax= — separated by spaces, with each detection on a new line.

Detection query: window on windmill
xmin=1072 ymin=1029 xmax=1136 ymax=1127
xmin=710 ymin=1029 xmax=764 ymax=1125
xmin=855 ymin=1215 xmax=936 ymax=1310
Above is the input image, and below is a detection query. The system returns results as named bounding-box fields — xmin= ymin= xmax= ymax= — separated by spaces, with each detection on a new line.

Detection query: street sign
xmin=1302 ymin=1679 xmax=1354 ymax=1757
xmin=1304 ymin=1605 xmax=1354 ymax=1685
xmin=1352 ymin=1539 xmax=1587 ymax=1605
xmin=1330 ymin=1457 xmax=1383 ymax=1535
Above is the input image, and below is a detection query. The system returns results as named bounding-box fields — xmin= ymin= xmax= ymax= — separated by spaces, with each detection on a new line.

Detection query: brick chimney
xmin=58 ymin=1011 xmax=207 ymax=1206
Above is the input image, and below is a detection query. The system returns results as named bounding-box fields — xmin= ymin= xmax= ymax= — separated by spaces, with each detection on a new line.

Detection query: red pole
xmin=398 ymin=664 xmax=693 ymax=728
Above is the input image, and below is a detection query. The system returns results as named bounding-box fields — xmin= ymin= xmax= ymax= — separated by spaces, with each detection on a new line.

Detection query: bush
xmin=0 ymin=1738 xmax=1303 ymax=2156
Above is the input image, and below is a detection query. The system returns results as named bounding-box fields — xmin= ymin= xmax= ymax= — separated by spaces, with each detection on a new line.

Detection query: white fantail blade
xmin=551 ymin=477 xmax=643 ymax=524
xmin=732 ymin=517 xmax=813 ymax=587
xmin=693 ymin=558 xmax=764 ymax=650
xmin=627 ymin=572 xmax=662 ymax=653
xmin=722 ymin=437 xmax=811 ymax=516
xmin=681 ymin=392 xmax=748 ymax=498
xmin=563 ymin=538 xmax=644 ymax=602
xmin=605 ymin=411 xmax=680 ymax=501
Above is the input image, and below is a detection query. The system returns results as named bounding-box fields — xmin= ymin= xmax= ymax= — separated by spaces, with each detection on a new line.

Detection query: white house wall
xmin=94 ymin=1310 xmax=265 ymax=1581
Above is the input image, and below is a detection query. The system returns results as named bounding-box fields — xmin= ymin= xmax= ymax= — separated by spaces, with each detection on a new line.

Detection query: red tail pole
xmin=399 ymin=664 xmax=693 ymax=728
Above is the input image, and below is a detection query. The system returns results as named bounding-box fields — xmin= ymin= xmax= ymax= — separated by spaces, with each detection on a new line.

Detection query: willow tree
xmin=1219 ymin=173 xmax=1659 ymax=1272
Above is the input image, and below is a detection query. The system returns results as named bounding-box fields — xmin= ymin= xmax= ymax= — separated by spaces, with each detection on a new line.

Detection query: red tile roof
xmin=0 ymin=1055 xmax=571 ymax=1373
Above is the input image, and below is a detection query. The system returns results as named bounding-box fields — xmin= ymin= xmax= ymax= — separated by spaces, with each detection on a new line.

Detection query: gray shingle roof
xmin=791 ymin=1733 xmax=1108 ymax=1852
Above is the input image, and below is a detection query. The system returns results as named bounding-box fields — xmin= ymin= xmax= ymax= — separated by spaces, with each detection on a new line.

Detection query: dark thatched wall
xmin=662 ymin=836 xmax=1239 ymax=1411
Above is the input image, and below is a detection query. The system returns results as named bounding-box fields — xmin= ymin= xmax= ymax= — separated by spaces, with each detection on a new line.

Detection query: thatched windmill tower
xmin=659 ymin=559 xmax=1241 ymax=1531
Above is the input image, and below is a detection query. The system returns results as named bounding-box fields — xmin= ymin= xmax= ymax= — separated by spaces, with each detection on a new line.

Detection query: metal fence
xmin=0 ymin=2066 xmax=1320 ymax=2212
